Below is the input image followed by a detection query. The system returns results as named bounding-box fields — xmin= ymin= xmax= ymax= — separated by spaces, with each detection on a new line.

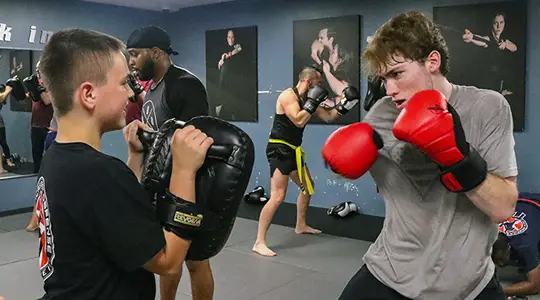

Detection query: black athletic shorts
xmin=338 ymin=265 xmax=506 ymax=300
xmin=266 ymin=143 xmax=297 ymax=177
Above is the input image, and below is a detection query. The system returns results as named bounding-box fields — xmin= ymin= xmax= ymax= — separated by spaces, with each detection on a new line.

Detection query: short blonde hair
xmin=298 ymin=66 xmax=321 ymax=82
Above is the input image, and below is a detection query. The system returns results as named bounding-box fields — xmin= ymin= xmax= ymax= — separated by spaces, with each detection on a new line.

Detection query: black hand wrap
xmin=128 ymin=73 xmax=144 ymax=103
xmin=363 ymin=76 xmax=386 ymax=111
xmin=336 ymin=86 xmax=360 ymax=115
xmin=6 ymin=76 xmax=27 ymax=101
xmin=303 ymin=85 xmax=328 ymax=114
xmin=23 ymin=74 xmax=44 ymax=103
xmin=139 ymin=116 xmax=255 ymax=261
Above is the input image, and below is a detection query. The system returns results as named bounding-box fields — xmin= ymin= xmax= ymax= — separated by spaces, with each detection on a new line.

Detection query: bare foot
xmin=26 ymin=222 xmax=38 ymax=232
xmin=252 ymin=242 xmax=277 ymax=257
xmin=295 ymin=226 xmax=322 ymax=235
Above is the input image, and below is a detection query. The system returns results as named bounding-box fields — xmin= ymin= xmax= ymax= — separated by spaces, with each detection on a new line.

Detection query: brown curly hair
xmin=362 ymin=11 xmax=450 ymax=77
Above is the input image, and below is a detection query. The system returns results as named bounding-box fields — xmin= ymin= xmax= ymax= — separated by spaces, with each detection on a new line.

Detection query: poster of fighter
xmin=205 ymin=26 xmax=258 ymax=122
xmin=434 ymin=1 xmax=528 ymax=131
xmin=293 ymin=15 xmax=361 ymax=125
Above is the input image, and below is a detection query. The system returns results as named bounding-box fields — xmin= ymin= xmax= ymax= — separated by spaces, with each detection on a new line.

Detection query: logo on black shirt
xmin=142 ymin=100 xmax=158 ymax=131
xmin=36 ymin=176 xmax=56 ymax=281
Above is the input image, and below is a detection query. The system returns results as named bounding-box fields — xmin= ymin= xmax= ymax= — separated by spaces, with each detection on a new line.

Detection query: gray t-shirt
xmin=362 ymin=84 xmax=518 ymax=300
xmin=142 ymin=80 xmax=169 ymax=131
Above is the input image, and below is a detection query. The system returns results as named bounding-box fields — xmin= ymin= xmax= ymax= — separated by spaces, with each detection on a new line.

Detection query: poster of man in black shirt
xmin=434 ymin=1 xmax=528 ymax=131
xmin=293 ymin=15 xmax=361 ymax=125
xmin=205 ymin=26 xmax=258 ymax=122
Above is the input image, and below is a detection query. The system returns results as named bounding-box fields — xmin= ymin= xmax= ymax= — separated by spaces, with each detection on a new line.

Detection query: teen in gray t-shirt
xmin=338 ymin=11 xmax=518 ymax=300
xmin=362 ymin=85 xmax=516 ymax=300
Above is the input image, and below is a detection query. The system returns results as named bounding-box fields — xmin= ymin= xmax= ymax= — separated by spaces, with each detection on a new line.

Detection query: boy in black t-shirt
xmin=35 ymin=28 xmax=214 ymax=299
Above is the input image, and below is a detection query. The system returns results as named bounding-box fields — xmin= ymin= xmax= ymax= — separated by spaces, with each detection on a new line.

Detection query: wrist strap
xmin=440 ymin=144 xmax=487 ymax=193
xmin=156 ymin=190 xmax=221 ymax=239
xmin=156 ymin=190 xmax=204 ymax=240
xmin=303 ymin=99 xmax=318 ymax=114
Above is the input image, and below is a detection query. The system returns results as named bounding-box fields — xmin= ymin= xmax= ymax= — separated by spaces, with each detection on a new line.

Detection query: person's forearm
xmin=312 ymin=53 xmax=322 ymax=65
xmin=506 ymin=41 xmax=518 ymax=52
xmin=160 ymin=170 xmax=198 ymax=274
xmin=231 ymin=44 xmax=242 ymax=55
xmin=325 ymin=72 xmax=347 ymax=95
xmin=465 ymin=173 xmax=517 ymax=223
xmin=504 ymin=280 xmax=540 ymax=296
xmin=0 ymin=87 xmax=12 ymax=104
xmin=169 ymin=170 xmax=196 ymax=202
xmin=293 ymin=110 xmax=312 ymax=127
xmin=162 ymin=230 xmax=191 ymax=275
xmin=127 ymin=154 xmax=143 ymax=182
xmin=41 ymin=91 xmax=51 ymax=105
xmin=316 ymin=107 xmax=340 ymax=123
xmin=146 ymin=170 xmax=198 ymax=277
xmin=470 ymin=40 xmax=488 ymax=48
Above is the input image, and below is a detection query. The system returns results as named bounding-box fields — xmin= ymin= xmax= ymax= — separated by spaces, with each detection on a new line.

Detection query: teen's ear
xmin=425 ymin=50 xmax=442 ymax=73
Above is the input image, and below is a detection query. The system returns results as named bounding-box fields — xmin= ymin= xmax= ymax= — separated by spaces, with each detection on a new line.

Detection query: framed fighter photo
xmin=205 ymin=25 xmax=258 ymax=122
xmin=293 ymin=15 xmax=361 ymax=125
xmin=434 ymin=1 xmax=528 ymax=131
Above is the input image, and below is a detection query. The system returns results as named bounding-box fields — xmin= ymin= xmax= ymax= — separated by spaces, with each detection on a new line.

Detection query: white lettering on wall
xmin=40 ymin=30 xmax=53 ymax=44
xmin=0 ymin=23 xmax=13 ymax=41
xmin=29 ymin=25 xmax=37 ymax=43
xmin=0 ymin=23 xmax=55 ymax=44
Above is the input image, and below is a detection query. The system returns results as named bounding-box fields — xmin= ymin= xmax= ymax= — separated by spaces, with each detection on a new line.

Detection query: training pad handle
xmin=137 ymin=120 xmax=237 ymax=165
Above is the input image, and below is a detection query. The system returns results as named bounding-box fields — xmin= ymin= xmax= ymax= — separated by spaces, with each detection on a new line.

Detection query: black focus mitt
xmin=6 ymin=76 xmax=27 ymax=101
xmin=138 ymin=116 xmax=255 ymax=260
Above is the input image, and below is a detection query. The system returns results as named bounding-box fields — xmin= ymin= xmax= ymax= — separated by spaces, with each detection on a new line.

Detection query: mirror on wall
xmin=0 ymin=48 xmax=51 ymax=180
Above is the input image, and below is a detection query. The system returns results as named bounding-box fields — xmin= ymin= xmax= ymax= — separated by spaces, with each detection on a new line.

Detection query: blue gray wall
xmin=1 ymin=0 xmax=538 ymax=218
xmin=162 ymin=0 xmax=539 ymax=217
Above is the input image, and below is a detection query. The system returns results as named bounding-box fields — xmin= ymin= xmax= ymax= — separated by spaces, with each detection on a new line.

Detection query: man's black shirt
xmin=36 ymin=141 xmax=166 ymax=300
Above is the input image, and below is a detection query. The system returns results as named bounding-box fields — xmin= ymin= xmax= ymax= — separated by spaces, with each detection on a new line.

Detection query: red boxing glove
xmin=392 ymin=90 xmax=487 ymax=192
xmin=322 ymin=122 xmax=383 ymax=180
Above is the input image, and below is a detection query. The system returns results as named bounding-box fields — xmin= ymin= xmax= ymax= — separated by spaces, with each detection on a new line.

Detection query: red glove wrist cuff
xmin=440 ymin=144 xmax=487 ymax=193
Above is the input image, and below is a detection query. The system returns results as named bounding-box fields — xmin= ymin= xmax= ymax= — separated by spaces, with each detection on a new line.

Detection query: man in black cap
xmin=127 ymin=25 xmax=213 ymax=300
xmin=127 ymin=25 xmax=209 ymax=131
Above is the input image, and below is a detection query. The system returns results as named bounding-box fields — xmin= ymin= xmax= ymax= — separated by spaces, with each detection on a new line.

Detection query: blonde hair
xmin=298 ymin=66 xmax=320 ymax=82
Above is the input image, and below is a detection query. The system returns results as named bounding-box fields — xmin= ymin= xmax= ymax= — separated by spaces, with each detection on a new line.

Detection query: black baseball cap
xmin=126 ymin=25 xmax=179 ymax=55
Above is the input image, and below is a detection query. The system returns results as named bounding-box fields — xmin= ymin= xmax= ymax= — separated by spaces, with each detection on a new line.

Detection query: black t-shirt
xmin=142 ymin=65 xmax=209 ymax=130
xmin=36 ymin=141 xmax=166 ymax=300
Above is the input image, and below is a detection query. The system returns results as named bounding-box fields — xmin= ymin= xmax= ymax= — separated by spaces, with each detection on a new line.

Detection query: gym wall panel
xmin=162 ymin=0 xmax=539 ymax=218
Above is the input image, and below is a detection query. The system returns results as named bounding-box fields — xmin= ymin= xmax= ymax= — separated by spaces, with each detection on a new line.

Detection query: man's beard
xmin=138 ymin=58 xmax=156 ymax=81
